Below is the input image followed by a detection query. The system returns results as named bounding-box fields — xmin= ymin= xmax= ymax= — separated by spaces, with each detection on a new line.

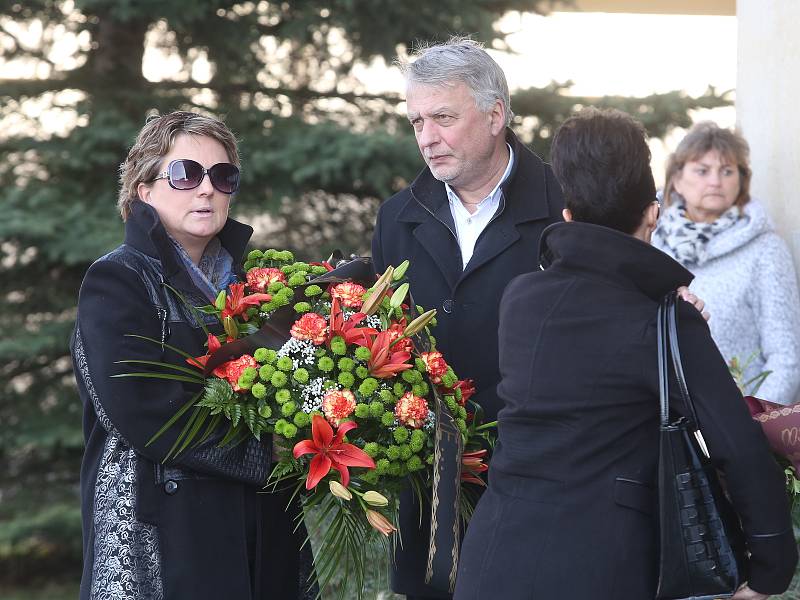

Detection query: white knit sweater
xmin=654 ymin=199 xmax=800 ymax=405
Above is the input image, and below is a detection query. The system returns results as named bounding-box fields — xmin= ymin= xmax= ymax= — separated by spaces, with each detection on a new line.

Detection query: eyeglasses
xmin=152 ymin=159 xmax=240 ymax=194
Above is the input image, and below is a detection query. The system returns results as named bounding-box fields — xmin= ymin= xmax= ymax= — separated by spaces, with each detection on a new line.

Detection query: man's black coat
xmin=371 ymin=130 xmax=564 ymax=597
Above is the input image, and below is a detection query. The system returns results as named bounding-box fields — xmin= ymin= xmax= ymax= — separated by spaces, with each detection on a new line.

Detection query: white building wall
xmin=737 ymin=1 xmax=800 ymax=266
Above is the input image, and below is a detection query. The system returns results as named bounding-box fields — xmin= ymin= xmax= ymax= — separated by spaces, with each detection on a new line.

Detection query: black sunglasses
xmin=152 ymin=159 xmax=240 ymax=194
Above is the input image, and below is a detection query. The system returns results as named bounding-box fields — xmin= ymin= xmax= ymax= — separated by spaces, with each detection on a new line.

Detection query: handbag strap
xmin=658 ymin=292 xmax=712 ymax=457
xmin=665 ymin=293 xmax=701 ymax=426
xmin=657 ymin=294 xmax=671 ymax=426
xmin=657 ymin=292 xmax=700 ymax=425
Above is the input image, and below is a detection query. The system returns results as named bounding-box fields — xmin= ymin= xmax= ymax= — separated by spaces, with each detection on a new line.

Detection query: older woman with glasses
xmin=70 ymin=111 xmax=313 ymax=600
xmin=653 ymin=122 xmax=800 ymax=406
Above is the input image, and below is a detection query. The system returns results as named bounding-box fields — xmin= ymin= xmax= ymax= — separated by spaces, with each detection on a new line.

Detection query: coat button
xmin=442 ymin=299 xmax=454 ymax=313
xmin=164 ymin=480 xmax=179 ymax=495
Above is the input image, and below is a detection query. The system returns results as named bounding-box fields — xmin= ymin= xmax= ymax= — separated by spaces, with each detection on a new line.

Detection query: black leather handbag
xmin=656 ymin=293 xmax=748 ymax=600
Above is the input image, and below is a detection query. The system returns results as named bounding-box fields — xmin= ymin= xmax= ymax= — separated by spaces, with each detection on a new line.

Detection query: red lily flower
xmin=187 ymin=334 xmax=222 ymax=371
xmin=364 ymin=330 xmax=413 ymax=378
xmin=309 ymin=260 xmax=335 ymax=272
xmin=221 ymin=283 xmax=271 ymax=321
xmin=461 ymin=449 xmax=489 ymax=486
xmin=328 ymin=296 xmax=377 ymax=347
xmin=292 ymin=415 xmax=375 ymax=489
xmin=452 ymin=379 xmax=476 ymax=406
xmin=187 ymin=334 xmax=240 ymax=379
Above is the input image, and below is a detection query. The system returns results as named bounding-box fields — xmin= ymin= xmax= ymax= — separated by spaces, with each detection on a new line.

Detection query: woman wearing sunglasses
xmin=70 ymin=111 xmax=313 ymax=600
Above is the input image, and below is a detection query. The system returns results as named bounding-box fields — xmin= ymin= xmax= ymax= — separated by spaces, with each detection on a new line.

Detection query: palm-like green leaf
xmin=123 ymin=333 xmax=204 ymax=363
xmin=145 ymin=390 xmax=203 ymax=449
xmin=114 ymin=359 xmax=204 ymax=378
xmin=110 ymin=372 xmax=205 ymax=384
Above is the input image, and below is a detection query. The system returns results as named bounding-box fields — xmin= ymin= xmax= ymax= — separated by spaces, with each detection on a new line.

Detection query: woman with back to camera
xmin=653 ymin=122 xmax=800 ymax=405
xmin=70 ymin=111 xmax=312 ymax=600
xmin=453 ymin=108 xmax=797 ymax=600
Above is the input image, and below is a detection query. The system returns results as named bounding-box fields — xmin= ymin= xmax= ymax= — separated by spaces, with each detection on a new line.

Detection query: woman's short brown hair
xmin=118 ymin=111 xmax=240 ymax=220
xmin=663 ymin=121 xmax=751 ymax=209
xmin=551 ymin=107 xmax=656 ymax=235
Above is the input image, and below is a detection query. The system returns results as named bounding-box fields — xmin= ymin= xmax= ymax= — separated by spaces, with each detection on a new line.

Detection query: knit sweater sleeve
xmin=751 ymin=232 xmax=800 ymax=405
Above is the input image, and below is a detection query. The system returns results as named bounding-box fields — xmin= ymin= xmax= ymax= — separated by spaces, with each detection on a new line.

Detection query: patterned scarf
xmin=169 ymin=235 xmax=237 ymax=301
xmin=653 ymin=197 xmax=742 ymax=266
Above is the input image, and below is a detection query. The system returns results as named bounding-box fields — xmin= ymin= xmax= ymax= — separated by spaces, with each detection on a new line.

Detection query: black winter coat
xmin=71 ymin=201 xmax=311 ymax=600
xmin=454 ymin=222 xmax=798 ymax=599
xmin=371 ymin=131 xmax=564 ymax=597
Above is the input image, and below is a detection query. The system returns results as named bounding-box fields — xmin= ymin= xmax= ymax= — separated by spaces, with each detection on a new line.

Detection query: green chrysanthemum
xmin=358 ymin=378 xmax=379 ymax=396
xmin=276 ymin=356 xmax=294 ymax=372
xmin=337 ymin=372 xmax=355 ymax=388
xmin=317 ymin=356 xmax=335 ymax=372
xmin=337 ymin=357 xmax=355 ymax=372
xmin=288 ymin=273 xmax=306 ymax=287
xmin=406 ymin=455 xmax=424 ymax=472
xmin=293 ymin=411 xmax=310 ymax=428
xmin=393 ymin=427 xmax=410 ymax=444
xmin=399 ymin=444 xmax=412 ymax=460
xmin=293 ymin=302 xmax=311 ymax=313
xmin=363 ymin=442 xmax=380 ymax=458
xmin=270 ymin=371 xmax=288 ymax=388
xmin=412 ymin=382 xmax=429 ymax=397
xmin=330 ymin=337 xmax=347 ymax=356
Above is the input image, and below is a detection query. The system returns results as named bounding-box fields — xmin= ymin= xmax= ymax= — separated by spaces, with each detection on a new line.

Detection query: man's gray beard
xmin=428 ymin=164 xmax=458 ymax=184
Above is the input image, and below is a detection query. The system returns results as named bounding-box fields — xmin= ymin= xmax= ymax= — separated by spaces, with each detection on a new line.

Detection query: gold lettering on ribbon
xmin=781 ymin=427 xmax=800 ymax=447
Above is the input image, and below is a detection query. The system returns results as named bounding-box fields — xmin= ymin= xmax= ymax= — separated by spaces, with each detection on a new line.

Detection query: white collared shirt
xmin=445 ymin=144 xmax=515 ymax=269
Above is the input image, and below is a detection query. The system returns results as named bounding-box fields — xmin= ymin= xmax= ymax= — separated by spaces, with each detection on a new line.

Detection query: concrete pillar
xmin=736 ymin=0 xmax=800 ymax=264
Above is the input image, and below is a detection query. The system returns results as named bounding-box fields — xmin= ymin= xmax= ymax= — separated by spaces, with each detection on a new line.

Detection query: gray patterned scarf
xmin=170 ymin=235 xmax=237 ymax=301
xmin=653 ymin=198 xmax=742 ymax=266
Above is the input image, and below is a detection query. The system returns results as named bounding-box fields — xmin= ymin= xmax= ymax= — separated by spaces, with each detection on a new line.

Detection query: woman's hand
xmin=677 ymin=285 xmax=710 ymax=321
xmin=731 ymin=583 xmax=769 ymax=600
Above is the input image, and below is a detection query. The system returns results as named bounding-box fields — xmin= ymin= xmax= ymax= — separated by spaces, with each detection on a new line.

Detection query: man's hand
xmin=731 ymin=583 xmax=769 ymax=600
xmin=677 ymin=285 xmax=710 ymax=321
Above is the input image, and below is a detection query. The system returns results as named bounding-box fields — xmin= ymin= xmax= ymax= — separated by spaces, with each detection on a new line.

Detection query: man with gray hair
xmin=371 ymin=37 xmax=565 ymax=599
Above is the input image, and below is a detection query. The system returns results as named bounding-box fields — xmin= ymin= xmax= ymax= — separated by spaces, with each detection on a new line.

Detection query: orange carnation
xmin=246 ymin=267 xmax=286 ymax=292
xmin=421 ymin=351 xmax=448 ymax=384
xmin=220 ymin=354 xmax=258 ymax=392
xmin=322 ymin=389 xmax=357 ymax=424
xmin=290 ymin=313 xmax=328 ymax=345
xmin=330 ymin=282 xmax=368 ymax=309
xmin=394 ymin=392 xmax=429 ymax=429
